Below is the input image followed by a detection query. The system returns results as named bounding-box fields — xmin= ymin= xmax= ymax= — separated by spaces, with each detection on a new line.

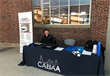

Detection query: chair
xmin=64 ymin=39 xmax=76 ymax=46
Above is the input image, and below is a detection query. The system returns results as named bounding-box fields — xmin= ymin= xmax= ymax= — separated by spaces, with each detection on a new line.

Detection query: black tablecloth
xmin=18 ymin=45 xmax=105 ymax=76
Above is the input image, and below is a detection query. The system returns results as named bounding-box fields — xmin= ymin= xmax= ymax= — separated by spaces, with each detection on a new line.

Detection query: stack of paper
xmin=34 ymin=42 xmax=43 ymax=45
xmin=82 ymin=50 xmax=92 ymax=56
xmin=54 ymin=47 xmax=64 ymax=51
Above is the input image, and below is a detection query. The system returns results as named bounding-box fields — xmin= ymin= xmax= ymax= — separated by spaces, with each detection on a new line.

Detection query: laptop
xmin=42 ymin=44 xmax=57 ymax=49
xmin=34 ymin=42 xmax=43 ymax=45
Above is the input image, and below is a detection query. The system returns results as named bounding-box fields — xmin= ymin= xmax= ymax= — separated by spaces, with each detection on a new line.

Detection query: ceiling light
xmin=43 ymin=9 xmax=48 ymax=10
xmin=81 ymin=12 xmax=86 ymax=15
xmin=43 ymin=2 xmax=49 ymax=4
xmin=81 ymin=18 xmax=83 ymax=21
xmin=62 ymin=13 xmax=65 ymax=15
xmin=64 ymin=17 xmax=67 ymax=19
xmin=84 ymin=18 xmax=87 ymax=21
xmin=61 ymin=17 xmax=63 ymax=18
xmin=71 ymin=12 xmax=76 ymax=15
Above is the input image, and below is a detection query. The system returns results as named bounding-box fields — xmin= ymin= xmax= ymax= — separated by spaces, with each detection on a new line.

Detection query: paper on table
xmin=82 ymin=50 xmax=92 ymax=55
xmin=34 ymin=42 xmax=43 ymax=45
xmin=54 ymin=47 xmax=64 ymax=51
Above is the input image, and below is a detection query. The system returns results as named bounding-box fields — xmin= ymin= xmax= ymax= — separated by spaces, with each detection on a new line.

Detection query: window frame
xmin=32 ymin=0 xmax=92 ymax=28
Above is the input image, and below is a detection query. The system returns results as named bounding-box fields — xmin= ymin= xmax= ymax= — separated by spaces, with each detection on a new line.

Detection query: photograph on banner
xmin=20 ymin=23 xmax=30 ymax=32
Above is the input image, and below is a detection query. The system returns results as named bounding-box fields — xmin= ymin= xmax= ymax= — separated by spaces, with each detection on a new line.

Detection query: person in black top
xmin=41 ymin=29 xmax=54 ymax=44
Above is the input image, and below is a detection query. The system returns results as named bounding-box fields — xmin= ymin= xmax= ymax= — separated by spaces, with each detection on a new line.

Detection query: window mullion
xmin=59 ymin=0 xmax=60 ymax=24
xmin=78 ymin=0 xmax=80 ymax=24
xmin=89 ymin=0 xmax=92 ymax=25
xmin=68 ymin=0 xmax=70 ymax=24
xmin=41 ymin=0 xmax=43 ymax=24
xmin=49 ymin=0 xmax=51 ymax=24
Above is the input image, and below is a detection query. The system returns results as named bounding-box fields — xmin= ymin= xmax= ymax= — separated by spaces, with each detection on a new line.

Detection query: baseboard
xmin=0 ymin=42 xmax=20 ymax=47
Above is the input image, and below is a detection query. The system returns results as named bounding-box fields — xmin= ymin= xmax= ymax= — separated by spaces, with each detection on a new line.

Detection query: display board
xmin=18 ymin=11 xmax=33 ymax=53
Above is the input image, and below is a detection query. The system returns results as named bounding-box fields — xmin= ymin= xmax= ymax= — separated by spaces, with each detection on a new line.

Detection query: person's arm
xmin=41 ymin=36 xmax=44 ymax=43
xmin=50 ymin=35 xmax=56 ymax=44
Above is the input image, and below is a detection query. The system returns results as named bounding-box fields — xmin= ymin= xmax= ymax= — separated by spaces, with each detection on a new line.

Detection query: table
xmin=18 ymin=45 xmax=105 ymax=76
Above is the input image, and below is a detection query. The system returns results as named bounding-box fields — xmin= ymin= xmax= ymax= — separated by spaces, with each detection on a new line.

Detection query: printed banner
xmin=18 ymin=11 xmax=33 ymax=53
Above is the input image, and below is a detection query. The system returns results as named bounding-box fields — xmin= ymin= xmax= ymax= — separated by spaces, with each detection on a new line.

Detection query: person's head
xmin=44 ymin=29 xmax=49 ymax=36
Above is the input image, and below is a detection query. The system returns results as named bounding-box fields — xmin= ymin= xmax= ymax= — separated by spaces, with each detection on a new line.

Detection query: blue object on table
xmin=97 ymin=41 xmax=101 ymax=56
xmin=65 ymin=45 xmax=77 ymax=52
xmin=77 ymin=47 xmax=84 ymax=53
xmin=65 ymin=45 xmax=84 ymax=53
xmin=29 ymin=43 xmax=36 ymax=47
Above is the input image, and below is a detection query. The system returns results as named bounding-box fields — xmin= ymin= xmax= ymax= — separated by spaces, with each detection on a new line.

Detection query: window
xmin=33 ymin=0 xmax=91 ymax=25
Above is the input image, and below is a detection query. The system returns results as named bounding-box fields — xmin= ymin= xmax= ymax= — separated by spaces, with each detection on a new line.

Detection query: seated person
xmin=41 ymin=29 xmax=56 ymax=44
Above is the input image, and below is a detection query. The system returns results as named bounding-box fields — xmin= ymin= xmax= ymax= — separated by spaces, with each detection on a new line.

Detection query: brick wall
xmin=33 ymin=0 xmax=109 ymax=47
xmin=0 ymin=0 xmax=109 ymax=47
xmin=0 ymin=0 xmax=32 ymax=43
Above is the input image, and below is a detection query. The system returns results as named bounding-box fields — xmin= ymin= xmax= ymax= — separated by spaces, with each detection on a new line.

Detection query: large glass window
xmin=33 ymin=0 xmax=91 ymax=25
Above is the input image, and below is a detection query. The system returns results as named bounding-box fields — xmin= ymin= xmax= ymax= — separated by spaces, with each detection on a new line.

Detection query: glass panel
xmin=79 ymin=15 xmax=89 ymax=24
xmin=60 ymin=16 xmax=68 ymax=24
xmin=43 ymin=16 xmax=50 ymax=24
xmin=60 ymin=0 xmax=68 ymax=5
xmin=34 ymin=8 xmax=42 ymax=15
xmin=70 ymin=15 xmax=79 ymax=24
xmin=33 ymin=0 xmax=90 ymax=25
xmin=80 ymin=0 xmax=90 ymax=4
xmin=70 ymin=0 xmax=79 ymax=5
xmin=43 ymin=7 xmax=49 ymax=16
xmin=43 ymin=0 xmax=50 ymax=6
xmin=34 ymin=0 xmax=41 ymax=6
xmin=51 ymin=0 xmax=59 ymax=6
xmin=60 ymin=6 xmax=68 ymax=16
xmin=70 ymin=6 xmax=79 ymax=15
xmin=80 ymin=5 xmax=90 ymax=15
xmin=34 ymin=15 xmax=42 ymax=24
xmin=51 ymin=7 xmax=59 ymax=16
xmin=51 ymin=16 xmax=60 ymax=24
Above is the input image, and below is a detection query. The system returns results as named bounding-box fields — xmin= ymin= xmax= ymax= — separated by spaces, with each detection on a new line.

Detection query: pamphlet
xmin=34 ymin=42 xmax=43 ymax=45
xmin=82 ymin=50 xmax=92 ymax=55
xmin=54 ymin=47 xmax=64 ymax=51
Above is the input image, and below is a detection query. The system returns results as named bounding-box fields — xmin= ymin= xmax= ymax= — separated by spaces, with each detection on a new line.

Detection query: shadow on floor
xmin=0 ymin=47 xmax=17 ymax=52
xmin=105 ymin=69 xmax=110 ymax=76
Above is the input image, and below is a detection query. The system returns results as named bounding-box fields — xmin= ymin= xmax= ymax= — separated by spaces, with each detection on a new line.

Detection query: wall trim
xmin=33 ymin=24 xmax=90 ymax=28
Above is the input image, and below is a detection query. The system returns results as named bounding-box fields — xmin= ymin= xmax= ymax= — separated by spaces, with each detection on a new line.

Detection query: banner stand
xmin=18 ymin=11 xmax=33 ymax=53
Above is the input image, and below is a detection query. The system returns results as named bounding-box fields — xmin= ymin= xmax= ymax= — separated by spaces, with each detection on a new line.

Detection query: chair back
xmin=64 ymin=39 xmax=76 ymax=46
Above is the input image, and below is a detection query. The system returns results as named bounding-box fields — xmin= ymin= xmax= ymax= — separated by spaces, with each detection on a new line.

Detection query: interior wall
xmin=0 ymin=0 xmax=32 ymax=43
xmin=105 ymin=1 xmax=110 ymax=71
xmin=0 ymin=0 xmax=109 ymax=47
xmin=33 ymin=0 xmax=109 ymax=47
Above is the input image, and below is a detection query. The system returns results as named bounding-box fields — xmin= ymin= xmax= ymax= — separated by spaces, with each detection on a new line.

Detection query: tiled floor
xmin=0 ymin=43 xmax=63 ymax=76
xmin=0 ymin=43 xmax=110 ymax=76
xmin=105 ymin=69 xmax=110 ymax=76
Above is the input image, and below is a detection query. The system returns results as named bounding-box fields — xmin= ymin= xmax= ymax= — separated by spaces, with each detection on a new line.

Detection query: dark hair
xmin=44 ymin=29 xmax=49 ymax=32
